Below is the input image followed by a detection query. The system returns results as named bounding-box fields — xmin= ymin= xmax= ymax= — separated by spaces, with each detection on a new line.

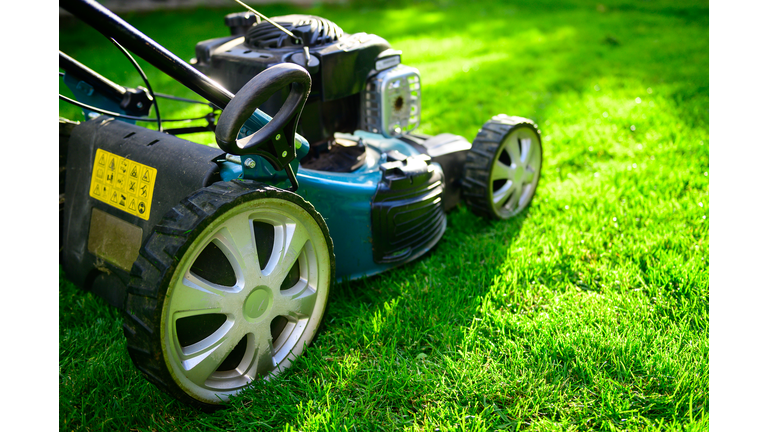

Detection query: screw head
xmin=244 ymin=158 xmax=256 ymax=168
xmin=275 ymin=134 xmax=282 ymax=141
xmin=136 ymin=102 xmax=144 ymax=109
xmin=281 ymin=151 xmax=288 ymax=158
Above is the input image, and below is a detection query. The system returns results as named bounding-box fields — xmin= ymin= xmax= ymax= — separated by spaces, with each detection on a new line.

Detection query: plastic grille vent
xmin=244 ymin=15 xmax=344 ymax=49
xmin=371 ymin=155 xmax=446 ymax=264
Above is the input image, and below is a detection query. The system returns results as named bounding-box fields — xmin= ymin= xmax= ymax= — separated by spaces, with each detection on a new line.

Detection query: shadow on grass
xmin=221 ymin=205 xmax=532 ymax=424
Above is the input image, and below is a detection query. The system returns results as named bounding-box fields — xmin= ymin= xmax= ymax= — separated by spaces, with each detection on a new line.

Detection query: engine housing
xmin=191 ymin=13 xmax=421 ymax=147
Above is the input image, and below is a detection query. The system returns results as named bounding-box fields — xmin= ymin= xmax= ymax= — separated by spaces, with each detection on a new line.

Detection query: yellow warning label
xmin=89 ymin=149 xmax=157 ymax=221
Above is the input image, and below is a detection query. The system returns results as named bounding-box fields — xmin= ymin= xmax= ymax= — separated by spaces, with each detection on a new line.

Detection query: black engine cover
xmin=192 ymin=14 xmax=393 ymax=145
xmin=371 ymin=154 xmax=446 ymax=264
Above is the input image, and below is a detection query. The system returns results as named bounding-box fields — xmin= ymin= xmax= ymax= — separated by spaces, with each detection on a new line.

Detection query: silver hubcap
xmin=489 ymin=127 xmax=542 ymax=218
xmin=161 ymin=198 xmax=331 ymax=404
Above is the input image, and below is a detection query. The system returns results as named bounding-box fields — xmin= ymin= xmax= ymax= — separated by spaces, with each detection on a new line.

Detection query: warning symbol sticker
xmin=89 ymin=149 xmax=157 ymax=220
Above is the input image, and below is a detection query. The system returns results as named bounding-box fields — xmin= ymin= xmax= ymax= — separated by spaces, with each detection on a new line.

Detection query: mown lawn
xmin=59 ymin=0 xmax=709 ymax=430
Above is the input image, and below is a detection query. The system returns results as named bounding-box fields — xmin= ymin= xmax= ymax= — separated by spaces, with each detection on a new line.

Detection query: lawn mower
xmin=59 ymin=0 xmax=543 ymax=409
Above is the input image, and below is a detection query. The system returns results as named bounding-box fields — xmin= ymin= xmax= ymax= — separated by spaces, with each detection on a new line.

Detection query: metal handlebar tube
xmin=60 ymin=0 xmax=234 ymax=111
xmin=59 ymin=51 xmax=151 ymax=118
xmin=60 ymin=0 xmax=308 ymax=183
xmin=59 ymin=51 xmax=125 ymax=103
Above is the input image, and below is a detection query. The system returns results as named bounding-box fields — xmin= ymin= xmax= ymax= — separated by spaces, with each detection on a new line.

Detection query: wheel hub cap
xmin=243 ymin=287 xmax=272 ymax=320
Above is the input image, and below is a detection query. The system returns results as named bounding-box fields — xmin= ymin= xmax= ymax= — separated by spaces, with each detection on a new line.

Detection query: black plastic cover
xmin=371 ymin=154 xmax=446 ymax=264
xmin=194 ymin=31 xmax=389 ymax=102
xmin=400 ymin=132 xmax=471 ymax=212
xmin=61 ymin=116 xmax=224 ymax=308
xmin=225 ymin=12 xmax=259 ymax=36
xmin=193 ymin=20 xmax=391 ymax=145
xmin=245 ymin=15 xmax=344 ymax=49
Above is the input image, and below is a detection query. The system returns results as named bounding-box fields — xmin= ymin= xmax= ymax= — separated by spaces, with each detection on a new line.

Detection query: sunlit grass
xmin=60 ymin=0 xmax=708 ymax=430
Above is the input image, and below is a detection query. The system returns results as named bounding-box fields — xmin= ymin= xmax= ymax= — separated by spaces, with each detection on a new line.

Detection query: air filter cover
xmin=361 ymin=65 xmax=421 ymax=138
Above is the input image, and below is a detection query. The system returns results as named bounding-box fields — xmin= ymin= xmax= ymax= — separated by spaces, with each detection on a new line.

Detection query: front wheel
xmin=123 ymin=180 xmax=334 ymax=409
xmin=462 ymin=115 xmax=543 ymax=220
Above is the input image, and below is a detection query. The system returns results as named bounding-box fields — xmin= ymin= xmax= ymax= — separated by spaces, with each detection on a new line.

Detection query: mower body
xmin=59 ymin=0 xmax=543 ymax=408
xmin=61 ymin=115 xmax=459 ymax=307
xmin=62 ymin=12 xmax=477 ymax=298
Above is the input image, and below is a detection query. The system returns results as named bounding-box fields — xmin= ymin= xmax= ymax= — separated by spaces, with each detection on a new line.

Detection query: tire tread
xmin=461 ymin=114 xmax=541 ymax=220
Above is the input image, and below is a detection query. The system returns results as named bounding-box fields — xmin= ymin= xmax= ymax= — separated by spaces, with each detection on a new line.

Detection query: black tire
xmin=123 ymin=180 xmax=334 ymax=410
xmin=462 ymin=114 xmax=543 ymax=220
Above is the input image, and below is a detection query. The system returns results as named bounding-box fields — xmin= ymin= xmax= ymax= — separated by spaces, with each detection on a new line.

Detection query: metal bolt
xmin=244 ymin=158 xmax=256 ymax=168
xmin=281 ymin=151 xmax=288 ymax=158
xmin=276 ymin=134 xmax=281 ymax=141
xmin=136 ymin=102 xmax=144 ymax=109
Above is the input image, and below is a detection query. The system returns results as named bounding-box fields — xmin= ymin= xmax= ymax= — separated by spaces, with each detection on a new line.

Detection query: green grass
xmin=59 ymin=0 xmax=709 ymax=430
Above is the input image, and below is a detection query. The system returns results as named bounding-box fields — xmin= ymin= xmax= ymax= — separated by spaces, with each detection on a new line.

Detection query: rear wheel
xmin=462 ymin=115 xmax=543 ymax=219
xmin=123 ymin=180 xmax=334 ymax=409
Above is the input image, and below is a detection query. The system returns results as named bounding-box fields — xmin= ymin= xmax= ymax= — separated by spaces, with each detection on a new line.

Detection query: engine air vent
xmin=244 ymin=15 xmax=344 ymax=49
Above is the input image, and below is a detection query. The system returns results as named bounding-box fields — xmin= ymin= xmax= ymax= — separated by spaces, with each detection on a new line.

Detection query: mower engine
xmin=192 ymin=13 xmax=421 ymax=160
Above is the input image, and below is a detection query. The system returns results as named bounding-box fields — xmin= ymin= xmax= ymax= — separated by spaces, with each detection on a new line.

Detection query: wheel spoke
xmin=492 ymin=181 xmax=514 ymax=206
xmin=503 ymin=132 xmax=522 ymax=164
xmin=526 ymin=142 xmax=541 ymax=170
xmin=491 ymin=159 xmax=514 ymax=181
xmin=505 ymin=185 xmax=524 ymax=212
xmin=522 ymin=168 xmax=536 ymax=184
xmin=241 ymin=327 xmax=275 ymax=379
xmin=519 ymin=136 xmax=533 ymax=164
xmin=292 ymin=288 xmax=318 ymax=317
xmin=180 ymin=322 xmax=243 ymax=386
xmin=265 ymin=221 xmax=310 ymax=287
xmin=171 ymin=273 xmax=228 ymax=314
xmin=254 ymin=332 xmax=277 ymax=374
xmin=274 ymin=284 xmax=317 ymax=319
xmin=214 ymin=212 xmax=261 ymax=287
xmin=519 ymin=183 xmax=535 ymax=205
